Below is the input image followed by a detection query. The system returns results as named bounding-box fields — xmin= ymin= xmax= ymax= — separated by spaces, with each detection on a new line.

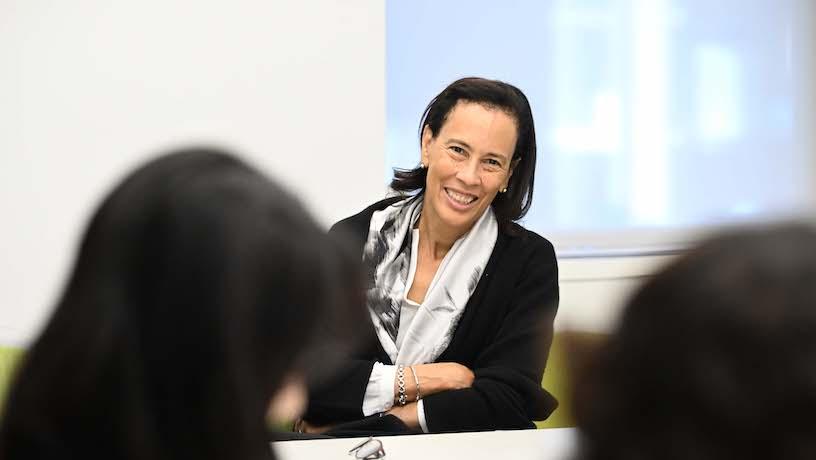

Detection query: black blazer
xmin=305 ymin=198 xmax=559 ymax=433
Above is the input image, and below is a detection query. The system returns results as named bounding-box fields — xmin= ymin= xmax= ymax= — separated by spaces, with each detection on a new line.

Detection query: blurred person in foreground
xmin=573 ymin=223 xmax=816 ymax=460
xmin=0 ymin=148 xmax=361 ymax=460
xmin=300 ymin=77 xmax=559 ymax=435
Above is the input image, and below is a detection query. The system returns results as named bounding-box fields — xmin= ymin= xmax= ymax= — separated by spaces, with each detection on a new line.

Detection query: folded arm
xmin=399 ymin=240 xmax=559 ymax=432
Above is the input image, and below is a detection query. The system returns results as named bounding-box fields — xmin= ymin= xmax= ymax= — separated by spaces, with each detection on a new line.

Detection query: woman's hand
xmin=387 ymin=402 xmax=420 ymax=429
xmin=292 ymin=418 xmax=334 ymax=435
xmin=396 ymin=362 xmax=474 ymax=402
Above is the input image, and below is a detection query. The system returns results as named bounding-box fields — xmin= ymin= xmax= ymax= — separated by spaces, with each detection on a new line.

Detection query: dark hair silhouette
xmin=390 ymin=77 xmax=537 ymax=232
xmin=574 ymin=223 xmax=816 ymax=460
xmin=0 ymin=148 xmax=357 ymax=460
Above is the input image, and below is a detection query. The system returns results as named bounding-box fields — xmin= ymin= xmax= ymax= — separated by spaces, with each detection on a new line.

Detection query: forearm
xmin=405 ymin=362 xmax=474 ymax=398
xmin=363 ymin=363 xmax=441 ymax=415
xmin=386 ymin=363 xmax=473 ymax=431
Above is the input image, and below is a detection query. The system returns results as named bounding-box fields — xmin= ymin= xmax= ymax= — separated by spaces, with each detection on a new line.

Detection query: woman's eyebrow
xmin=447 ymin=138 xmax=510 ymax=161
xmin=484 ymin=152 xmax=509 ymax=161
xmin=446 ymin=138 xmax=472 ymax=150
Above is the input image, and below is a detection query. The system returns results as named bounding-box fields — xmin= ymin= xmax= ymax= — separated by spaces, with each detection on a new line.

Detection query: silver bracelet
xmin=409 ymin=365 xmax=421 ymax=401
xmin=397 ymin=365 xmax=408 ymax=406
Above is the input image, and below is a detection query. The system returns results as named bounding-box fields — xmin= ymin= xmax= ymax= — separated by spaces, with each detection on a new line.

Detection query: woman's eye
xmin=449 ymin=146 xmax=466 ymax=155
xmin=485 ymin=158 xmax=502 ymax=168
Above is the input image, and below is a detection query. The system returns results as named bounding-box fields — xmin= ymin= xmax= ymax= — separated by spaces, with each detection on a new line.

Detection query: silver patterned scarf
xmin=363 ymin=195 xmax=498 ymax=364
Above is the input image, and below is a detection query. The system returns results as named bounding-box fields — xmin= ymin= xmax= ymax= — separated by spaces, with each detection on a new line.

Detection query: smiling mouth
xmin=444 ymin=187 xmax=478 ymax=206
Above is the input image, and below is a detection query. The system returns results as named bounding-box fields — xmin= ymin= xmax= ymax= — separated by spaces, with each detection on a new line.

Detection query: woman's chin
xmin=436 ymin=208 xmax=480 ymax=234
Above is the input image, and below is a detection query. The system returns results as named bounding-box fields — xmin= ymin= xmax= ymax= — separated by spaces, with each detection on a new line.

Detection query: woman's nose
xmin=455 ymin=159 xmax=481 ymax=186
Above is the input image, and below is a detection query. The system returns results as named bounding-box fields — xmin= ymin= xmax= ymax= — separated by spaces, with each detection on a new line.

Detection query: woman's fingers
xmin=387 ymin=401 xmax=420 ymax=429
xmin=293 ymin=418 xmax=333 ymax=435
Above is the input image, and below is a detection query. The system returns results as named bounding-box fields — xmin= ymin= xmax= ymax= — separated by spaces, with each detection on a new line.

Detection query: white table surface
xmin=272 ymin=427 xmax=578 ymax=460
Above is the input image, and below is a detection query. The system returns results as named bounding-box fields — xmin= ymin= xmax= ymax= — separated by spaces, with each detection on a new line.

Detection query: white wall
xmin=555 ymin=255 xmax=675 ymax=333
xmin=0 ymin=1 xmax=386 ymax=346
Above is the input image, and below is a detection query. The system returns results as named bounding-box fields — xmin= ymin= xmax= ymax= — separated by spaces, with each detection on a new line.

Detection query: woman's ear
xmin=502 ymin=158 xmax=518 ymax=190
xmin=421 ymin=125 xmax=434 ymax=166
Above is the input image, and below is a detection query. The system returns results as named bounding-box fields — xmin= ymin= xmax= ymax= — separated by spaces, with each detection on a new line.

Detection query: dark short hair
xmin=390 ymin=77 xmax=537 ymax=232
xmin=0 ymin=148 xmax=361 ymax=460
xmin=574 ymin=223 xmax=816 ymax=460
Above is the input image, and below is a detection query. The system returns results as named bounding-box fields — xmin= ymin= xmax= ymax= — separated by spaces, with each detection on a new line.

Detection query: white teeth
xmin=445 ymin=188 xmax=476 ymax=205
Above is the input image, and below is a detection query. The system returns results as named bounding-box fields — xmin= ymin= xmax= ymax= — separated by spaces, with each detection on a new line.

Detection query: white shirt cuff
xmin=417 ymin=398 xmax=430 ymax=433
xmin=362 ymin=362 xmax=396 ymax=416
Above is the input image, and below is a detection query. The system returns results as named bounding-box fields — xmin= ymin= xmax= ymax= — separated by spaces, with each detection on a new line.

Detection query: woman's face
xmin=421 ymin=101 xmax=516 ymax=237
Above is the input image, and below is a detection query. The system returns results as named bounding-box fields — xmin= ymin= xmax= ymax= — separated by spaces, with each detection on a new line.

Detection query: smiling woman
xmin=300 ymin=77 xmax=559 ymax=436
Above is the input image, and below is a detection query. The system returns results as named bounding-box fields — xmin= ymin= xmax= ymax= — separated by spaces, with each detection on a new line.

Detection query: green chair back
xmin=0 ymin=346 xmax=23 ymax=415
xmin=537 ymin=331 xmax=606 ymax=429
